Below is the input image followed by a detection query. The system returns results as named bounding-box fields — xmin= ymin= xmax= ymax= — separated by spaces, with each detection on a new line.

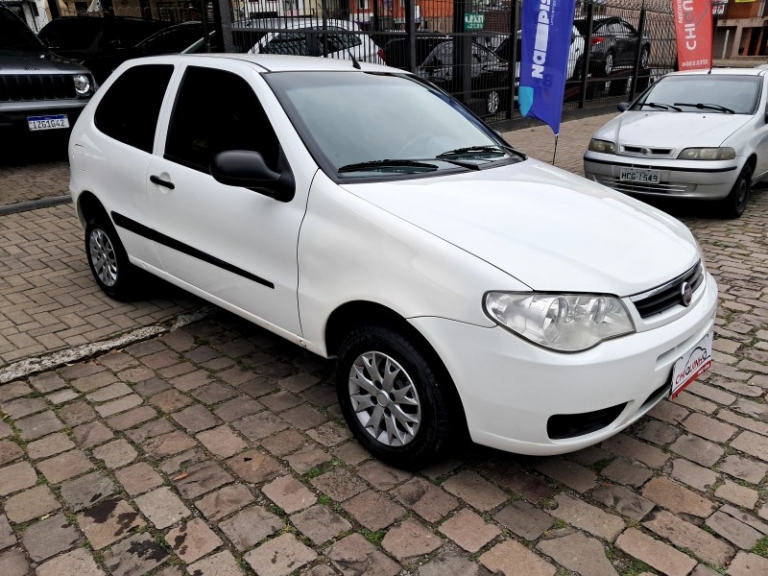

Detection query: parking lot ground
xmin=1 ymin=113 xmax=768 ymax=575
xmin=0 ymin=136 xmax=70 ymax=208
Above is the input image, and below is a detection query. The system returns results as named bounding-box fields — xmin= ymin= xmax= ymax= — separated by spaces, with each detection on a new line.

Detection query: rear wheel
xmin=486 ymin=90 xmax=500 ymax=115
xmin=720 ymin=164 xmax=751 ymax=219
xmin=603 ymin=51 xmax=615 ymax=76
xmin=336 ymin=324 xmax=457 ymax=469
xmin=85 ymin=214 xmax=140 ymax=300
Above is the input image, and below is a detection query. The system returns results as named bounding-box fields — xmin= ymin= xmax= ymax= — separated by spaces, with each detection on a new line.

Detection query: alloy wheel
xmin=487 ymin=91 xmax=500 ymax=114
xmin=89 ymin=228 xmax=118 ymax=287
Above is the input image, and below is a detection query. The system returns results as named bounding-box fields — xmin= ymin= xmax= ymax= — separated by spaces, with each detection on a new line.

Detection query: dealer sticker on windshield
xmin=670 ymin=332 xmax=713 ymax=399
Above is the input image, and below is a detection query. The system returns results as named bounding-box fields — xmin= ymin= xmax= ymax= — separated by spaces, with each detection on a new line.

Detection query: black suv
xmin=0 ymin=7 xmax=94 ymax=135
xmin=38 ymin=17 xmax=170 ymax=84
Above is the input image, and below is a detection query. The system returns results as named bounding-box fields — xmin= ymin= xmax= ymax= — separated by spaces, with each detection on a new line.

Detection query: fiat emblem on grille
xmin=680 ymin=282 xmax=693 ymax=307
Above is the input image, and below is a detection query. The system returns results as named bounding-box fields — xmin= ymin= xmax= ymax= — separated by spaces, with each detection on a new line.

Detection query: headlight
xmin=73 ymin=74 xmax=91 ymax=96
xmin=677 ymin=147 xmax=736 ymax=160
xmin=588 ymin=138 xmax=615 ymax=154
xmin=484 ymin=292 xmax=635 ymax=352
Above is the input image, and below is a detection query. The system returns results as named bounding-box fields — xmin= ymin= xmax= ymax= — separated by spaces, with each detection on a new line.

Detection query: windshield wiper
xmin=674 ymin=102 xmax=735 ymax=114
xmin=637 ymin=102 xmax=681 ymax=111
xmin=438 ymin=145 xmax=511 ymax=158
xmin=338 ymin=159 xmax=438 ymax=173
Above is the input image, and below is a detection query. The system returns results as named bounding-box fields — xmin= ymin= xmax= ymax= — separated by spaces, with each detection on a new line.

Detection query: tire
xmin=336 ymin=324 xmax=457 ymax=469
xmin=85 ymin=213 xmax=140 ymax=300
xmin=640 ymin=46 xmax=650 ymax=69
xmin=603 ymin=51 xmax=615 ymax=76
xmin=720 ymin=164 xmax=751 ymax=219
xmin=486 ymin=90 xmax=500 ymax=115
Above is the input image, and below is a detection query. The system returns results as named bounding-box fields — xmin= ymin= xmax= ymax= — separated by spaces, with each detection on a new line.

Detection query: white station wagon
xmin=69 ymin=54 xmax=717 ymax=468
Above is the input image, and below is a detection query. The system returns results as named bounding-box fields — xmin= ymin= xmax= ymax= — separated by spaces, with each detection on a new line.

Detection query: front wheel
xmin=720 ymin=164 xmax=751 ymax=219
xmin=486 ymin=90 xmax=500 ymax=115
xmin=336 ymin=325 xmax=456 ymax=469
xmin=603 ymin=51 xmax=615 ymax=76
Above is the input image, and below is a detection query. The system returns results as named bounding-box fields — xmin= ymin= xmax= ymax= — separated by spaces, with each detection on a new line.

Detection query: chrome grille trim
xmin=630 ymin=261 xmax=704 ymax=318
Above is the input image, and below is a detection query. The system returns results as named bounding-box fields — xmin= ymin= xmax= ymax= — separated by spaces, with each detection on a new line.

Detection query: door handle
xmin=150 ymin=175 xmax=175 ymax=190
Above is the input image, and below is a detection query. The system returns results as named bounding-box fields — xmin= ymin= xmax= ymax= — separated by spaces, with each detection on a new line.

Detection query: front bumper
xmin=0 ymin=100 xmax=88 ymax=132
xmin=410 ymin=271 xmax=718 ymax=456
xmin=584 ymin=152 xmax=741 ymax=200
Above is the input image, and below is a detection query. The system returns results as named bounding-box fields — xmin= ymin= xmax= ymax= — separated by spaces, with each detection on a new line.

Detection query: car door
xmin=617 ymin=21 xmax=638 ymax=66
xmin=754 ymin=77 xmax=768 ymax=178
xmin=88 ymin=63 xmax=174 ymax=269
xmin=145 ymin=61 xmax=309 ymax=336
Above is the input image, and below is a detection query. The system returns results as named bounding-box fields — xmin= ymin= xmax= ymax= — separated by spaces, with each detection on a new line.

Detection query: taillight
xmin=591 ymin=36 xmax=604 ymax=45
xmin=377 ymin=48 xmax=386 ymax=62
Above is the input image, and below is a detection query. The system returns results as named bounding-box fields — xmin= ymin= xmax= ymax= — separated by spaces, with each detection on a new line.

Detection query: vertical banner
xmin=674 ymin=0 xmax=713 ymax=70
xmin=519 ymin=0 xmax=577 ymax=135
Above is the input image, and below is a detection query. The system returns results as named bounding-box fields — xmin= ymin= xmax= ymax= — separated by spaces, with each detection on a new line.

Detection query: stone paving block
xmin=95 ymin=393 xmax=143 ymax=417
xmin=86 ymin=382 xmax=132 ymax=403
xmin=644 ymin=509 xmax=735 ymax=566
xmin=551 ymin=493 xmax=625 ymax=541
xmin=0 ymin=461 xmax=36 ymax=495
xmin=219 ymin=506 xmax=283 ymax=551
xmin=59 ymin=401 xmax=98 ymax=427
xmin=92 ymin=439 xmax=138 ymax=469
xmin=103 ymin=533 xmax=168 ymax=576
xmin=60 ymin=471 xmax=116 ymax=512
xmin=536 ymin=457 xmax=597 ymax=493
xmin=37 ymin=449 xmax=93 ymax=483
xmin=29 ymin=372 xmax=66 ymax=393
xmin=670 ymin=434 xmax=725 ymax=467
xmin=22 ymin=513 xmax=80 ymax=562
xmin=77 ymin=498 xmax=144 ymax=549
xmin=343 ymin=490 xmax=405 ymax=531
xmin=356 ymin=460 xmax=412 ymax=491
xmin=637 ymin=419 xmax=681 ymax=446
xmin=166 ymin=517 xmax=222 ymax=563
xmin=602 ymin=434 xmax=669 ymax=468
xmin=115 ymin=462 xmax=163 ymax=496
xmin=480 ymin=539 xmax=556 ymax=576
xmin=719 ymin=455 xmax=768 ymax=484
xmin=727 ymin=551 xmax=768 ymax=575
xmin=732 ymin=431 xmax=768 ymax=463
xmin=439 ymin=508 xmax=501 ymax=553
xmin=684 ymin=413 xmax=738 ymax=443
xmin=16 ymin=410 xmax=63 ymax=440
xmin=118 ymin=367 xmax=156 ymax=383
xmin=135 ymin=486 xmax=191 ymax=529
xmin=617 ymin=528 xmax=697 ymax=576
xmin=310 ymin=467 xmax=367 ymax=502
xmin=71 ymin=371 xmax=117 ymax=393
xmin=175 ymin=461 xmax=233 ymax=499
xmin=197 ymin=425 xmax=247 ymax=458
xmin=106 ymin=405 xmax=158 ymax=431
xmin=494 ymin=500 xmax=553 ymax=541
xmin=326 ymin=533 xmax=400 ymax=576
xmin=191 ymin=383 xmax=239 ymax=405
xmin=0 ymin=514 xmax=14 ymax=551
xmin=4 ymin=484 xmax=60 ymax=522
xmin=260 ymin=429 xmax=305 ymax=457
xmin=37 ymin=548 xmax=105 ymax=576
xmin=671 ymin=458 xmax=718 ymax=492
xmin=27 ymin=432 xmax=74 ymax=460
xmin=391 ymin=477 xmax=458 ymax=523
xmin=706 ymin=511 xmax=763 ymax=550
xmin=285 ymin=445 xmax=332 ymax=475
xmin=233 ymin=412 xmax=288 ymax=441
xmin=73 ymin=420 xmax=114 ymax=449
xmin=245 ymin=533 xmax=317 ymax=576
xmin=716 ymin=480 xmax=759 ymax=509
xmin=382 ymin=519 xmax=442 ymax=561
xmin=291 ymin=505 xmax=352 ymax=546
xmin=125 ymin=417 xmax=175 ymax=444
xmin=642 ymin=477 xmax=717 ymax=519
xmin=537 ymin=532 xmax=618 ymax=576
xmin=280 ymin=404 xmax=328 ymax=430
xmin=150 ymin=389 xmax=193 ymax=413
xmin=1 ymin=396 xmax=47 ymax=419
xmin=591 ymin=484 xmax=656 ymax=521
xmin=307 ymin=421 xmax=353 ymax=447
xmin=263 ymin=474 xmax=317 ymax=513
xmin=171 ymin=370 xmax=212 ymax=392
xmin=133 ymin=378 xmax=171 ymax=397
xmin=172 ymin=404 xmax=219 ymax=433
xmin=0 ymin=439 xmax=23 ymax=465
xmin=419 ymin=550 xmax=492 ymax=576
xmin=333 ymin=440 xmax=371 ymax=467
xmin=46 ymin=389 xmax=79 ymax=405
xmin=213 ymin=396 xmax=263 ymax=422
xmin=0 ymin=383 xmax=32 ymax=404
xmin=0 ymin=549 xmax=30 ymax=576
xmin=602 ymin=459 xmax=653 ymax=488
xmin=143 ymin=430 xmax=197 ymax=457
xmin=720 ymin=504 xmax=768 ymax=536
xmin=195 ymin=483 xmax=255 ymax=522
xmin=479 ymin=460 xmax=554 ymax=503
xmin=442 ymin=470 xmax=507 ymax=511
xmin=188 ymin=550 xmax=244 ymax=576
xmin=226 ymin=449 xmax=284 ymax=484
xmin=160 ymin=448 xmax=207 ymax=475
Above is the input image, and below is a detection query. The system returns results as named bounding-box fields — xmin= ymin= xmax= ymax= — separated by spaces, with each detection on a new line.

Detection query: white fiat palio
xmin=68 ymin=54 xmax=717 ymax=468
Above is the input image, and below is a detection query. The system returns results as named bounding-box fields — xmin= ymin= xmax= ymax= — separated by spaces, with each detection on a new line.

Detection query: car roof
xmin=136 ymin=53 xmax=392 ymax=73
xmin=668 ymin=68 xmax=767 ymax=77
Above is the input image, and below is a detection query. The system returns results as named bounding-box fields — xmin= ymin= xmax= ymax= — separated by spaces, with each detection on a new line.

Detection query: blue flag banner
xmin=519 ymin=0 xmax=577 ymax=135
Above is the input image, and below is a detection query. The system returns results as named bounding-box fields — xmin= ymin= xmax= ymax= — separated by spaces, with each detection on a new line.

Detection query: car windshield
xmin=265 ymin=71 xmax=521 ymax=179
xmin=0 ymin=9 xmax=46 ymax=52
xmin=38 ymin=19 xmax=102 ymax=50
xmin=633 ymin=75 xmax=762 ymax=115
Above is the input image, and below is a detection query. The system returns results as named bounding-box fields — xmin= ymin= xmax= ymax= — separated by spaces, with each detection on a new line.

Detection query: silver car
xmin=1 ymin=7 xmax=94 ymax=135
xmin=583 ymin=68 xmax=768 ymax=218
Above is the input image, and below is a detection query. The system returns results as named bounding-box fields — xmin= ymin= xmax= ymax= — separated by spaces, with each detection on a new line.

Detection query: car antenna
xmin=346 ymin=48 xmax=361 ymax=70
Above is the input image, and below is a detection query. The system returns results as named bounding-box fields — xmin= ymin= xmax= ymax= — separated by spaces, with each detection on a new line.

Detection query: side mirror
xmin=210 ymin=150 xmax=295 ymax=202
xmin=617 ymin=102 xmax=630 ymax=112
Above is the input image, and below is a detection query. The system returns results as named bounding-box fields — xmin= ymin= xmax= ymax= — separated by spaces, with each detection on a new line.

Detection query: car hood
xmin=342 ymin=159 xmax=699 ymax=296
xmin=596 ymin=111 xmax=752 ymax=150
xmin=0 ymin=50 xmax=89 ymax=74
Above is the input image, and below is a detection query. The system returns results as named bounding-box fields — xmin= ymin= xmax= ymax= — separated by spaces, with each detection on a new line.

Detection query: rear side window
xmin=94 ymin=64 xmax=173 ymax=153
xmin=262 ymin=33 xmax=313 ymax=56
xmin=165 ymin=66 xmax=279 ymax=172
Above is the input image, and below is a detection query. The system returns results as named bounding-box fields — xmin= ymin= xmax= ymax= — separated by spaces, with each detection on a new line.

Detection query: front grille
xmin=0 ymin=75 xmax=77 ymax=102
xmin=595 ymin=175 xmax=695 ymax=195
xmin=631 ymin=261 xmax=704 ymax=318
xmin=621 ymin=145 xmax=674 ymax=157
xmin=547 ymin=403 xmax=627 ymax=440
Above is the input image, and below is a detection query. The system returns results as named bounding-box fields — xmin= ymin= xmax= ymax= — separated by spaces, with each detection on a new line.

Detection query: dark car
xmin=0 ymin=6 xmax=94 ymax=136
xmin=38 ymin=17 xmax=170 ymax=84
xmin=385 ymin=37 xmax=510 ymax=116
xmin=573 ymin=16 xmax=650 ymax=77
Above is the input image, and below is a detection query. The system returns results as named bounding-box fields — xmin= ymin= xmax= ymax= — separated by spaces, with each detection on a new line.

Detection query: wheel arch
xmin=76 ymin=191 xmax=108 ymax=228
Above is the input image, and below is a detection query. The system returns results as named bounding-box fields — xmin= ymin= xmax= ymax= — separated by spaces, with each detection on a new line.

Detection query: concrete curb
xmin=0 ymin=195 xmax=72 ymax=216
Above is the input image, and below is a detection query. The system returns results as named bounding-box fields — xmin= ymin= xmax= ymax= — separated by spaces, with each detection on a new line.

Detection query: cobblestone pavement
xmin=1 ymin=114 xmax=768 ymax=576
xmin=0 ymin=138 xmax=70 ymax=207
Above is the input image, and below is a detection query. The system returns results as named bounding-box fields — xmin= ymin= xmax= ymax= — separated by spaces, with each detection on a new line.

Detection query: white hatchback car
xmin=69 ymin=54 xmax=717 ymax=468
xmin=584 ymin=68 xmax=768 ymax=218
